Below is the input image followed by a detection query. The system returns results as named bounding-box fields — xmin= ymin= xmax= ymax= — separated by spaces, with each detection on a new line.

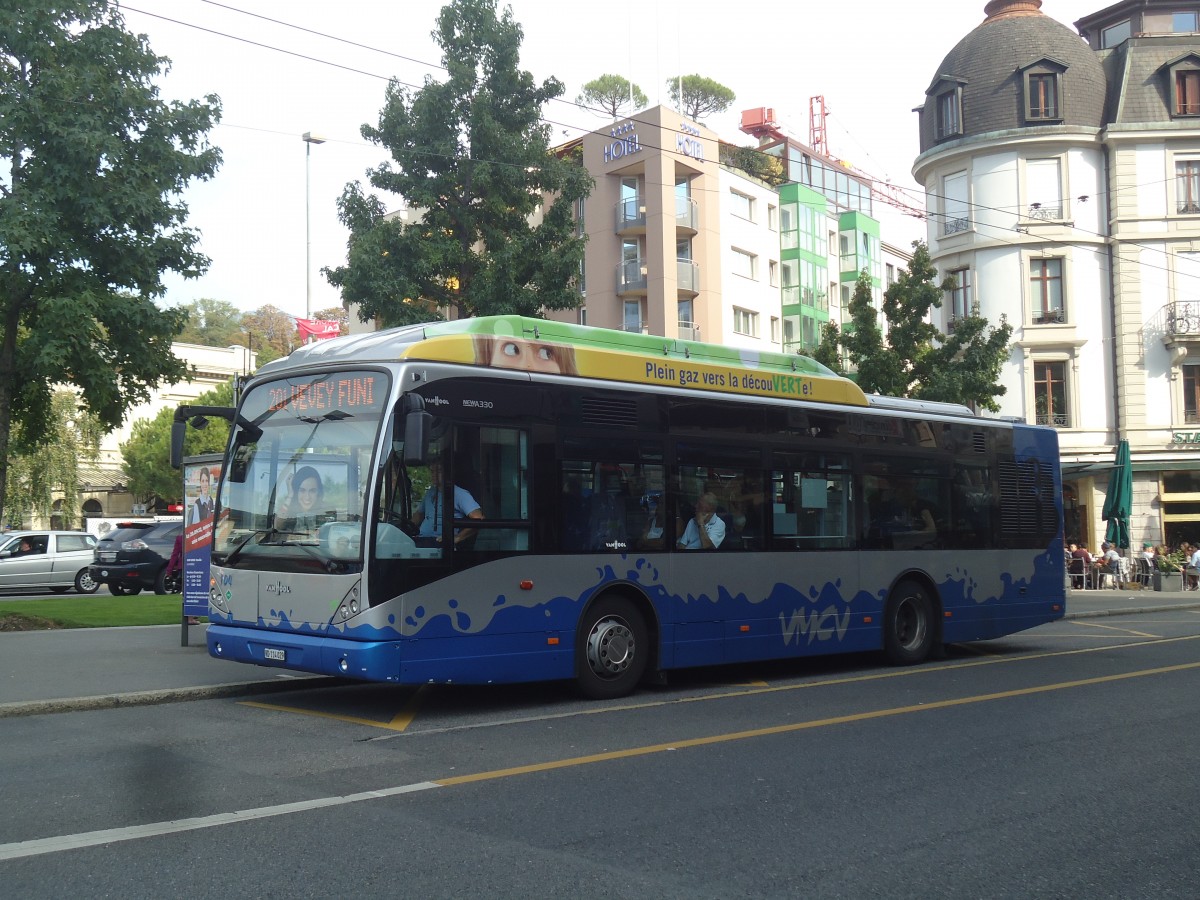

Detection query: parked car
xmin=89 ymin=520 xmax=183 ymax=595
xmin=0 ymin=530 xmax=100 ymax=594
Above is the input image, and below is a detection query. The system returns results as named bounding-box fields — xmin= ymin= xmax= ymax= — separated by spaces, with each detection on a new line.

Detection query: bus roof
xmin=264 ymin=316 xmax=876 ymax=407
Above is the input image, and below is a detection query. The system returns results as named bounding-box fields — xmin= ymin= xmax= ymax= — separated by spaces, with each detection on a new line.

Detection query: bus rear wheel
xmin=884 ymin=580 xmax=935 ymax=665
xmin=577 ymin=597 xmax=647 ymax=700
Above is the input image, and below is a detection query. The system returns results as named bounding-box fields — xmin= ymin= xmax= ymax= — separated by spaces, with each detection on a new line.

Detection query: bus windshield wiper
xmin=223 ymin=528 xmax=283 ymax=565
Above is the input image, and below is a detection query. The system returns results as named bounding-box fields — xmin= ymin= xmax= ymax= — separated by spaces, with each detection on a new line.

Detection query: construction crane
xmin=739 ymin=101 xmax=925 ymax=219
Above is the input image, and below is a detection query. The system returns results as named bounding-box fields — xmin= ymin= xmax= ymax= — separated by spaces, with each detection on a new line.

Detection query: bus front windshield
xmin=213 ymin=370 xmax=390 ymax=569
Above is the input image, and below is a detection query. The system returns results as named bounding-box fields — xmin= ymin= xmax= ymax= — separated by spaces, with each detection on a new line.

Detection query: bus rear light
xmin=739 ymin=625 xmax=750 ymax=632
xmin=944 ymin=611 xmax=953 ymax=618
xmin=863 ymin=616 xmax=873 ymax=624
xmin=546 ymin=637 xmax=559 ymax=645
xmin=519 ymin=580 xmax=533 ymax=590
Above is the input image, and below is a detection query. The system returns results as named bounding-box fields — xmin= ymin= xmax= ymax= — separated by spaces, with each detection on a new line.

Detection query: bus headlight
xmin=336 ymin=583 xmax=362 ymax=622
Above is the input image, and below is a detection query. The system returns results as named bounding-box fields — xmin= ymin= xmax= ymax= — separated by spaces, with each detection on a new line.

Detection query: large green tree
xmin=815 ymin=242 xmax=1013 ymax=412
xmin=177 ymin=298 xmax=245 ymax=347
xmin=325 ymin=0 xmax=592 ymax=327
xmin=3 ymin=390 xmax=101 ymax=529
xmin=666 ymin=74 xmax=735 ymax=121
xmin=576 ymin=74 xmax=647 ymax=118
xmin=0 ymin=1 xmax=222 ymax=518
xmin=121 ymin=380 xmax=234 ymax=502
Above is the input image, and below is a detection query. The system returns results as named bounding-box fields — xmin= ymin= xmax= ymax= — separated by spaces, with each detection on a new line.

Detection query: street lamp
xmin=302 ymin=131 xmax=326 ymax=320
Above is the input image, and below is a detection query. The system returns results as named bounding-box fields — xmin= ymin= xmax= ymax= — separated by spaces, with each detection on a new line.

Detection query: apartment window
xmin=943 ymin=171 xmax=969 ymax=235
xmin=1027 ymin=158 xmax=1063 ymax=219
xmin=731 ymin=248 xmax=757 ymax=279
xmin=1185 ymin=365 xmax=1200 ymax=424
xmin=947 ymin=268 xmax=972 ymax=328
xmin=1030 ymin=258 xmax=1065 ymax=324
xmin=1101 ymin=20 xmax=1131 ymax=48
xmin=885 ymin=263 xmax=896 ymax=285
xmin=730 ymin=190 xmax=754 ymax=221
xmin=1025 ymin=72 xmax=1061 ymax=121
xmin=1034 ymin=361 xmax=1070 ymax=427
xmin=768 ymin=204 xmax=778 ymax=231
xmin=1146 ymin=11 xmax=1199 ymax=33
xmin=936 ymin=87 xmax=962 ymax=139
xmin=769 ymin=260 xmax=780 ymax=287
xmin=733 ymin=308 xmax=758 ymax=337
xmin=623 ymin=300 xmax=642 ymax=333
xmin=770 ymin=316 xmax=781 ymax=344
xmin=678 ymin=298 xmax=694 ymax=327
xmin=1178 ymin=159 xmax=1200 ymax=213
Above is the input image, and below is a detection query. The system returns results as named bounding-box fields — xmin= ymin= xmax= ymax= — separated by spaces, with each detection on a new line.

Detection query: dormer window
xmin=927 ymin=74 xmax=966 ymax=143
xmin=1178 ymin=70 xmax=1200 ymax=115
xmin=1164 ymin=54 xmax=1200 ymax=118
xmin=1020 ymin=59 xmax=1067 ymax=124
xmin=937 ymin=88 xmax=962 ymax=139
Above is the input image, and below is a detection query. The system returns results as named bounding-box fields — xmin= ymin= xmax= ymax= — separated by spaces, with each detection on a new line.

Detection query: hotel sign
xmin=603 ymin=121 xmax=642 ymax=163
xmin=677 ymin=121 xmax=704 ymax=160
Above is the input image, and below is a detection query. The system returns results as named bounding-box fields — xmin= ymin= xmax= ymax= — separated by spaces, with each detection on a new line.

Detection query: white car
xmin=0 ymin=531 xmax=100 ymax=594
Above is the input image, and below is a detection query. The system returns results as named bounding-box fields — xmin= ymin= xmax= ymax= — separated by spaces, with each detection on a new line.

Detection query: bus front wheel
xmin=577 ymin=597 xmax=647 ymax=700
xmin=883 ymin=580 xmax=935 ymax=665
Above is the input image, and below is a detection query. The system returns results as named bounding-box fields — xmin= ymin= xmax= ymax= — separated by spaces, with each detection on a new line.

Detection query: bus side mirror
xmin=170 ymin=420 xmax=186 ymax=469
xmin=402 ymin=411 xmax=432 ymax=466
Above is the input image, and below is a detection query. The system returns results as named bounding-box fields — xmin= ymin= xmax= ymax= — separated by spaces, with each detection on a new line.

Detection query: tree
xmin=3 ymin=391 xmax=101 ymax=529
xmin=811 ymin=321 xmax=843 ymax=373
xmin=325 ymin=0 xmax=592 ymax=327
xmin=718 ymin=144 xmax=785 ymax=186
xmin=240 ymin=304 xmax=297 ymax=365
xmin=0 ymin=1 xmax=222 ymax=519
xmin=313 ymin=305 xmax=349 ymax=337
xmin=576 ymin=74 xmax=647 ymax=118
xmin=121 ymin=380 xmax=234 ymax=502
xmin=177 ymin=298 xmax=246 ymax=347
xmin=666 ymin=75 xmax=735 ymax=121
xmin=824 ymin=242 xmax=1013 ymax=412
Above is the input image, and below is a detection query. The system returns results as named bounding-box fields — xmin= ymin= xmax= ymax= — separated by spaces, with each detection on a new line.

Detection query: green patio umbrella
xmin=1101 ymin=439 xmax=1132 ymax=550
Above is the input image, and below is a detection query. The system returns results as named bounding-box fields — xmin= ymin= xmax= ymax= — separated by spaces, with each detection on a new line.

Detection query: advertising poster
xmin=182 ymin=457 xmax=221 ymax=618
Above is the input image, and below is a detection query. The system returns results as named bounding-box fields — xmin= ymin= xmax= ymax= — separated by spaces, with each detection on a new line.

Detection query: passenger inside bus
xmin=412 ymin=459 xmax=483 ymax=548
xmin=677 ymin=492 xmax=725 ymax=550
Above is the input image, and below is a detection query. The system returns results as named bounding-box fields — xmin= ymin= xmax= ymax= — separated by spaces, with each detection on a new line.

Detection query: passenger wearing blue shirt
xmin=412 ymin=460 xmax=483 ymax=547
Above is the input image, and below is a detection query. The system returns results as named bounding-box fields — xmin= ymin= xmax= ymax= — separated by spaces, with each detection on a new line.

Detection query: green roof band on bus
xmin=400 ymin=316 xmax=869 ymax=408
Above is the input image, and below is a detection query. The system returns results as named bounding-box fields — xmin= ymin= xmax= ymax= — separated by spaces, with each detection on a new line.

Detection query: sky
xmin=115 ymin=0 xmax=1104 ymax=319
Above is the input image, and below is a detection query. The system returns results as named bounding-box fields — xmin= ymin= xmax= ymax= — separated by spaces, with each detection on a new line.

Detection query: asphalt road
xmin=1 ymin=604 xmax=1198 ymax=897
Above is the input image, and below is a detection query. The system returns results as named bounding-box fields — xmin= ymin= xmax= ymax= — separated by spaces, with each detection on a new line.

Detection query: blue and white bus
xmin=172 ymin=316 xmax=1065 ymax=698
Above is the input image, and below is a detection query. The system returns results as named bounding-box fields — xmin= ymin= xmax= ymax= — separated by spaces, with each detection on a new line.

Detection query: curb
xmin=0 ymin=675 xmax=334 ymax=719
xmin=1064 ymin=602 xmax=1200 ymax=620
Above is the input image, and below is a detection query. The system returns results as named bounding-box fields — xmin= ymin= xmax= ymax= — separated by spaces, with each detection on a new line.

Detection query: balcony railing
xmin=943 ymin=216 xmax=970 ymax=235
xmin=1167 ymin=300 xmax=1200 ymax=335
xmin=615 ymin=259 xmax=648 ymax=294
xmin=677 ymin=258 xmax=699 ymax=294
xmin=621 ymin=322 xmax=648 ymax=334
xmin=677 ymin=321 xmax=700 ymax=341
xmin=1027 ymin=203 xmax=1063 ymax=220
xmin=1035 ymin=412 xmax=1071 ymax=428
xmin=675 ymin=196 xmax=699 ymax=231
xmin=614 ymin=198 xmax=646 ymax=232
xmin=1032 ymin=309 xmax=1066 ymax=325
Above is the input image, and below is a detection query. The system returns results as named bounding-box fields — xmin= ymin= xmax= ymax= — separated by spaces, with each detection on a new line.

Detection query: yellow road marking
xmin=435 ymin=660 xmax=1200 ymax=787
xmin=1074 ymin=620 xmax=1159 ymax=638
xmin=241 ymin=685 xmax=428 ymax=732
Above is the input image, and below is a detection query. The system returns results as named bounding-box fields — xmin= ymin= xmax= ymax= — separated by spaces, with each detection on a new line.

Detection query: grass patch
xmin=0 ymin=593 xmax=197 ymax=629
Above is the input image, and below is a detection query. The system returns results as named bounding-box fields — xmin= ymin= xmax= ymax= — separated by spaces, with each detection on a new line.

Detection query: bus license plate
xmin=263 ymin=648 xmax=286 ymax=661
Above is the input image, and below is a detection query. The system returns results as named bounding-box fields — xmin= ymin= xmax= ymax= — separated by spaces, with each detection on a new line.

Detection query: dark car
xmin=89 ymin=520 xmax=183 ymax=595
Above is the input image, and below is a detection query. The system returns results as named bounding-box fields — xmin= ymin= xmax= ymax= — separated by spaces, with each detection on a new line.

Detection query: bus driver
xmin=412 ymin=460 xmax=483 ymax=548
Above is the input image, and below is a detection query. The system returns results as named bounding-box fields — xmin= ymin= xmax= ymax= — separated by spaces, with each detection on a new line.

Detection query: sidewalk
xmin=2 ymin=590 xmax=1199 ymax=718
xmin=0 ymin=624 xmax=328 ymax=718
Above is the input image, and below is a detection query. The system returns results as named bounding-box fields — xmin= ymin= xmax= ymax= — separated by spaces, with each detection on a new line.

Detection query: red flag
xmin=296 ymin=318 xmax=342 ymax=341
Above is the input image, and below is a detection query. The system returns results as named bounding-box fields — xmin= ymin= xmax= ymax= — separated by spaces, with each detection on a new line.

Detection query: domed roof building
xmin=913 ymin=0 xmax=1200 ymax=551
